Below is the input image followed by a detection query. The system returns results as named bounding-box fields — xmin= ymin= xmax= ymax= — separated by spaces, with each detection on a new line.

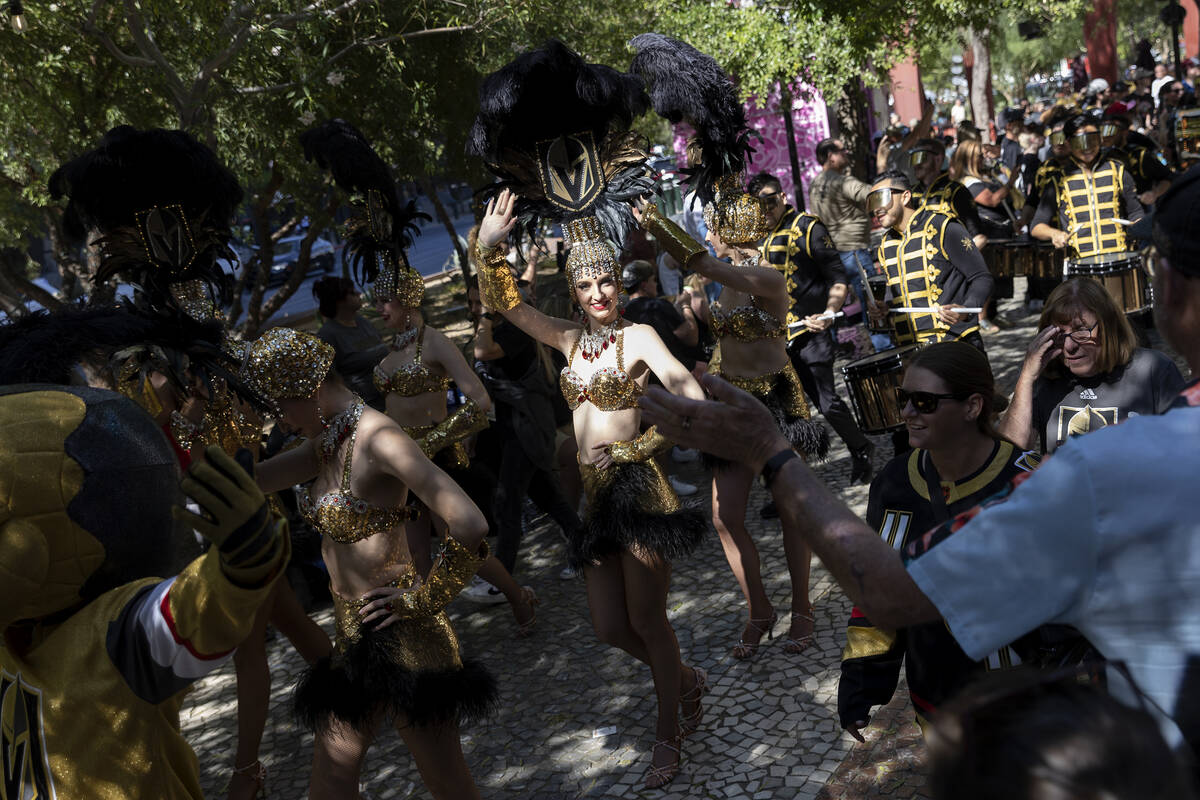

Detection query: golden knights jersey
xmin=875 ymin=209 xmax=991 ymax=345
xmin=1048 ymin=157 xmax=1137 ymax=258
xmin=760 ymin=208 xmax=844 ymax=343
xmin=839 ymin=440 xmax=1038 ymax=730
xmin=0 ymin=550 xmax=281 ymax=799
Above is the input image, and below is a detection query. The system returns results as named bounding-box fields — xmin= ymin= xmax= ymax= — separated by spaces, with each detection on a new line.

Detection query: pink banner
xmin=673 ymin=81 xmax=830 ymax=209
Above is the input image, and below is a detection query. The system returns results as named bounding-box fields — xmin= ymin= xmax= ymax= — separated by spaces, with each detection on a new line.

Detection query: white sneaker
xmin=668 ymin=475 xmax=698 ymax=496
xmin=461 ymin=576 xmax=507 ymax=605
xmin=671 ymin=445 xmax=700 ymax=463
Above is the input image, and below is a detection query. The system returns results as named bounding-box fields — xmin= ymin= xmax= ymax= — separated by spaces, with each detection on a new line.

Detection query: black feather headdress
xmin=629 ymin=33 xmax=756 ymax=208
xmin=48 ymin=126 xmax=242 ymax=310
xmin=467 ymin=39 xmax=653 ymax=250
xmin=299 ymin=119 xmax=430 ymax=305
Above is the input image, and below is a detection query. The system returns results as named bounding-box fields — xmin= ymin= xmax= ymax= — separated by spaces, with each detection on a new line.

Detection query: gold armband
xmin=475 ymin=240 xmax=521 ymax=311
xmin=640 ymin=204 xmax=706 ymax=269
xmin=608 ymin=425 xmax=672 ymax=464
xmin=389 ymin=536 xmax=489 ymax=618
xmin=417 ymin=398 xmax=488 ymax=459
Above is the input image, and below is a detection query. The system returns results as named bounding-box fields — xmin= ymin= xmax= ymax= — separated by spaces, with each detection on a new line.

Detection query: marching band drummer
xmin=1030 ymin=112 xmax=1144 ymax=261
xmin=865 ymin=170 xmax=994 ymax=354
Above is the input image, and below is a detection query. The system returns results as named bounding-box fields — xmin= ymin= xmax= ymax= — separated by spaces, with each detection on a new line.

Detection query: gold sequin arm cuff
xmin=608 ymin=425 xmax=671 ymax=464
xmin=389 ymin=537 xmax=489 ymax=618
xmin=475 ymin=241 xmax=521 ymax=311
xmin=166 ymin=534 xmax=291 ymax=657
xmin=640 ymin=204 xmax=707 ymax=269
xmin=417 ymin=398 xmax=488 ymax=459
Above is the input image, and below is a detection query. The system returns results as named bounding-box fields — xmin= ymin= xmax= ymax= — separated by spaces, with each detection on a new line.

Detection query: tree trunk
xmin=969 ymin=27 xmax=993 ymax=133
xmin=419 ymin=177 xmax=470 ymax=284
xmin=0 ymin=247 xmax=64 ymax=313
xmin=254 ymin=201 xmax=336 ymax=328
xmin=835 ymin=80 xmax=874 ymax=180
xmin=780 ymin=86 xmax=806 ymax=211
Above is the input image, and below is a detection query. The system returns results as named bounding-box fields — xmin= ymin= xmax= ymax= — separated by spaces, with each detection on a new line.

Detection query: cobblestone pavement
xmin=180 ymin=289 xmax=1161 ymax=799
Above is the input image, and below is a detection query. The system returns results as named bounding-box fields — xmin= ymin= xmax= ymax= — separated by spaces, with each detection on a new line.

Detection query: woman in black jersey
xmin=839 ymin=342 xmax=1037 ymax=739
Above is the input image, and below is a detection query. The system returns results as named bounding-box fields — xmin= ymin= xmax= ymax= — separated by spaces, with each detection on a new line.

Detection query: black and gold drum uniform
xmin=1112 ymin=140 xmax=1173 ymax=197
xmin=760 ymin=207 xmax=844 ymax=347
xmin=1031 ymin=156 xmax=1144 ymax=258
xmin=914 ymin=172 xmax=983 ymax=240
xmin=563 ymin=327 xmax=706 ymax=569
xmin=838 ymin=440 xmax=1037 ymax=731
xmin=293 ymin=401 xmax=495 ymax=732
xmin=373 ymin=326 xmax=487 ymax=471
xmin=876 ymin=209 xmax=993 ymax=347
xmin=707 ymin=299 xmax=829 ymax=465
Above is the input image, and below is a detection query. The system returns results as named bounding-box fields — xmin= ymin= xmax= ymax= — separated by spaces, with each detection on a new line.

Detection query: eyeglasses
xmin=1099 ymin=122 xmax=1120 ymax=139
xmin=1049 ymin=131 xmax=1067 ymax=146
xmin=896 ymin=388 xmax=969 ymax=414
xmin=757 ymin=190 xmax=782 ymax=205
xmin=1070 ymin=131 xmax=1101 ymax=152
xmin=866 ymin=187 xmax=900 ymax=213
xmin=1166 ymin=87 xmax=1184 ymax=94
xmin=909 ymin=150 xmax=936 ymax=166
xmin=1058 ymin=320 xmax=1100 ymax=343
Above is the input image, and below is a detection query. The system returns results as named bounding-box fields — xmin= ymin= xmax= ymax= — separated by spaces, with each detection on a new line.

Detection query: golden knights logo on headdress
xmin=135 ymin=204 xmax=197 ymax=273
xmin=536 ymin=131 xmax=605 ymax=212
xmin=1 ymin=668 xmax=56 ymax=799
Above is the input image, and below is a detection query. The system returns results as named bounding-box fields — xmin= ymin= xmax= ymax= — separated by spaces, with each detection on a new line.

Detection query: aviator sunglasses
xmin=1070 ymin=131 xmax=1101 ymax=152
xmin=1049 ymin=130 xmax=1067 ymax=146
xmin=895 ymin=387 xmax=970 ymax=414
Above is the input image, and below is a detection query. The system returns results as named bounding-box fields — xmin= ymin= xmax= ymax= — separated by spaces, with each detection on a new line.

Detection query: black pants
xmin=787 ymin=333 xmax=870 ymax=453
xmin=493 ymin=434 xmax=582 ymax=575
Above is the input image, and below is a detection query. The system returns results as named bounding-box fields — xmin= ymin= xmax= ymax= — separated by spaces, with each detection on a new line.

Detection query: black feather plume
xmin=48 ymin=126 xmax=242 ymax=307
xmin=299 ymin=119 xmax=429 ymax=285
xmin=629 ymin=33 xmax=756 ymax=206
xmin=467 ymin=40 xmax=652 ymax=247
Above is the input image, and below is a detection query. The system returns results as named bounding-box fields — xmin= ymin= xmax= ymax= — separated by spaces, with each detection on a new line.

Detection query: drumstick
xmin=787 ymin=311 xmax=845 ymax=329
xmin=889 ymin=307 xmax=983 ymax=314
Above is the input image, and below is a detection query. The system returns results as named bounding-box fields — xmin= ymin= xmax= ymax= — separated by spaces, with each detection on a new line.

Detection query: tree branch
xmin=255 ymin=0 xmax=375 ymax=33
xmin=120 ymin=0 xmax=188 ymax=103
xmin=81 ymin=1 xmax=155 ymax=68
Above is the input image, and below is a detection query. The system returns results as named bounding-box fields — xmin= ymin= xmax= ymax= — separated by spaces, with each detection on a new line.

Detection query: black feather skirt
xmin=571 ymin=458 xmax=707 ymax=569
xmin=295 ymin=589 xmax=496 ymax=734
xmin=703 ymin=362 xmax=830 ymax=472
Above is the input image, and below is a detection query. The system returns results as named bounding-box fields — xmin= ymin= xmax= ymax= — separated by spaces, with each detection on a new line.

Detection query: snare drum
xmin=982 ymin=239 xmax=1031 ymax=278
xmin=841 ymin=344 xmax=923 ymax=434
xmin=1030 ymin=243 xmax=1065 ymax=281
xmin=1064 ymin=253 xmax=1151 ymax=315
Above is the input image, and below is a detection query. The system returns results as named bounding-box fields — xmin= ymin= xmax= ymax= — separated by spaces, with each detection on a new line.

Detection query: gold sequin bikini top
xmin=296 ymin=402 xmax=414 ymax=543
xmin=373 ymin=326 xmax=451 ymax=398
xmin=711 ymin=297 xmax=784 ymax=342
xmin=560 ymin=328 xmax=642 ymax=412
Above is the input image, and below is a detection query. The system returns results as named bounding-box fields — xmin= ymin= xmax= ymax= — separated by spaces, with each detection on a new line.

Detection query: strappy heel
xmin=679 ymin=666 xmax=709 ymax=737
xmin=227 ymin=759 xmax=266 ymax=799
xmin=644 ymin=735 xmax=682 ymax=789
xmin=515 ymin=586 xmax=539 ymax=638
xmin=783 ymin=610 xmax=816 ymax=655
xmin=732 ymin=611 xmax=777 ymax=660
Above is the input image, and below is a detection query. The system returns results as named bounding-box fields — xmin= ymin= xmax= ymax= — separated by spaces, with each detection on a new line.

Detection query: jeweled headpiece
xmin=240 ymin=328 xmax=334 ymax=406
xmin=564 ymin=216 xmax=622 ymax=294
xmin=468 ymin=40 xmax=653 ymax=283
xmin=703 ymin=173 xmax=769 ymax=246
xmin=630 ymin=34 xmax=760 ymax=228
xmin=300 ymin=120 xmax=429 ymax=307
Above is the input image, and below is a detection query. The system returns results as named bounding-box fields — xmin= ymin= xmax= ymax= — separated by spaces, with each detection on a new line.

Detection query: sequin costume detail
xmin=296 ymin=403 xmax=414 ymax=543
xmin=372 ymin=326 xmax=451 ymax=398
xmin=332 ymin=568 xmax=462 ymax=670
xmin=712 ymin=361 xmax=811 ymax=418
xmin=402 ymin=421 xmax=469 ymax=471
xmin=560 ymin=328 xmax=642 ymax=411
xmin=710 ymin=298 xmax=785 ymax=342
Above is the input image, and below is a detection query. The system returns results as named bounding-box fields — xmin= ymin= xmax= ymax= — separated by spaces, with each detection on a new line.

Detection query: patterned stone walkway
xmin=180 ymin=291 xmax=1092 ymax=798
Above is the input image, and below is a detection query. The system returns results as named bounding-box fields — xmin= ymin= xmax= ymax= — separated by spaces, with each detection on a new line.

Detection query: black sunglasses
xmin=896 ymin=387 xmax=969 ymax=414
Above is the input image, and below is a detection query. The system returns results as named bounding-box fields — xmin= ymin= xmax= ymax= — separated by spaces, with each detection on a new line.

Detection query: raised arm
xmin=254 ymin=437 xmax=320 ymax=494
xmin=628 ymin=323 xmax=705 ymax=401
xmin=426 ymin=326 xmax=492 ymax=413
xmin=476 ymin=189 xmax=578 ymax=354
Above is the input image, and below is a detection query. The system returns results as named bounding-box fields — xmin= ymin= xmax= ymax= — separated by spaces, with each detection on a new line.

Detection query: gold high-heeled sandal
xmin=731 ymin=611 xmax=777 ymax=660
xmin=644 ymin=735 xmax=682 ymax=789
xmin=782 ymin=610 xmax=816 ymax=655
xmin=679 ymin=666 xmax=709 ymax=737
xmin=227 ymin=759 xmax=266 ymax=800
xmin=514 ymin=586 xmax=539 ymax=638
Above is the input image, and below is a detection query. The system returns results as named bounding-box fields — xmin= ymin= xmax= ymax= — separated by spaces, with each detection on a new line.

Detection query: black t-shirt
xmin=1031 ymin=347 xmax=1185 ymax=454
xmin=488 ymin=318 xmax=537 ymax=382
xmin=962 ymin=177 xmax=1013 ymax=238
xmin=624 ymin=296 xmax=704 ymax=369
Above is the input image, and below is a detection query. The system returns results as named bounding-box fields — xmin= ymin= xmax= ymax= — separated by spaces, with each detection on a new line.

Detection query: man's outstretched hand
xmin=638 ymin=374 xmax=791 ymax=473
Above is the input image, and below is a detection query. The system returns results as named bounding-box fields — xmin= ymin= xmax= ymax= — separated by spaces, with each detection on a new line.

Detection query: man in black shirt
xmin=751 ymin=173 xmax=875 ymax=484
xmin=620 ymin=260 xmax=704 ymax=370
